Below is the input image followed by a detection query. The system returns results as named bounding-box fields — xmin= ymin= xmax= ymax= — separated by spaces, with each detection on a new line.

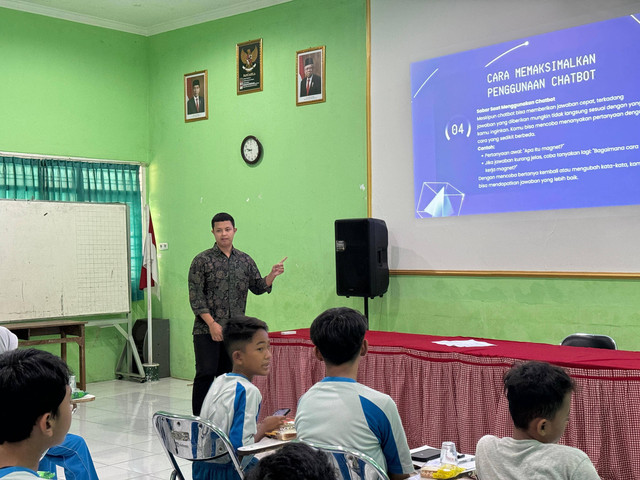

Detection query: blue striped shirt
xmin=295 ymin=377 xmax=413 ymax=475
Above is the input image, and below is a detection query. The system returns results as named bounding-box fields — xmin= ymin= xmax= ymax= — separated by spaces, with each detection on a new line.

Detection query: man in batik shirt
xmin=188 ymin=212 xmax=286 ymax=415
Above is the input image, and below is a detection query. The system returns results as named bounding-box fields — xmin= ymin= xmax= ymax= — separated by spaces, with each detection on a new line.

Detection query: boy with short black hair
xmin=475 ymin=361 xmax=601 ymax=479
xmin=0 ymin=330 xmax=99 ymax=480
xmin=294 ymin=307 xmax=414 ymax=480
xmin=244 ymin=442 xmax=336 ymax=480
xmin=0 ymin=349 xmax=73 ymax=479
xmin=194 ymin=316 xmax=285 ymax=480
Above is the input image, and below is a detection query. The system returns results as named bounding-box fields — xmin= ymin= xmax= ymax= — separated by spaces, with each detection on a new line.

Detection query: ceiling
xmin=0 ymin=0 xmax=291 ymax=36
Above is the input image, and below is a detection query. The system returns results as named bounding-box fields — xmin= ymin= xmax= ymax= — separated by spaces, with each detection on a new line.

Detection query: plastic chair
xmin=153 ymin=410 xmax=246 ymax=480
xmin=560 ymin=333 xmax=617 ymax=350
xmin=302 ymin=441 xmax=390 ymax=480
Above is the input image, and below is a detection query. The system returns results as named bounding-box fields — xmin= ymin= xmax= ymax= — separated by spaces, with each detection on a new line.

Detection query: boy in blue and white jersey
xmin=194 ymin=316 xmax=285 ymax=480
xmin=0 ymin=327 xmax=99 ymax=480
xmin=0 ymin=349 xmax=74 ymax=480
xmin=295 ymin=307 xmax=414 ymax=480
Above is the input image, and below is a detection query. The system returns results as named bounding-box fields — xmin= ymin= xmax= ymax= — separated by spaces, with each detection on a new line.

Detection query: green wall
xmin=0 ymin=7 xmax=149 ymax=380
xmin=0 ymin=8 xmax=149 ymax=161
xmin=147 ymin=0 xmax=368 ymax=379
xmin=2 ymin=0 xmax=640 ymax=383
xmin=378 ymin=275 xmax=640 ymax=349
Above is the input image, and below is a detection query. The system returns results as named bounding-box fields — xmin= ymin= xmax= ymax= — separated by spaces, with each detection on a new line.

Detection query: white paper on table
xmin=425 ymin=458 xmax=476 ymax=469
xmin=237 ymin=437 xmax=288 ymax=453
xmin=432 ymin=339 xmax=496 ymax=347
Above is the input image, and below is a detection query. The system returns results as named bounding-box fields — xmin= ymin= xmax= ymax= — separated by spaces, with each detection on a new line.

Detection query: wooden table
xmin=1 ymin=320 xmax=87 ymax=390
xmin=72 ymin=394 xmax=95 ymax=404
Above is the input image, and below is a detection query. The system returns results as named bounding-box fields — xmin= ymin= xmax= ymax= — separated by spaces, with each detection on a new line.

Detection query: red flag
xmin=139 ymin=206 xmax=158 ymax=290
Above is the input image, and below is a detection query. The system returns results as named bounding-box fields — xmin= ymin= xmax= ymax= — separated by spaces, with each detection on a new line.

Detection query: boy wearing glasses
xmin=0 ymin=349 xmax=74 ymax=479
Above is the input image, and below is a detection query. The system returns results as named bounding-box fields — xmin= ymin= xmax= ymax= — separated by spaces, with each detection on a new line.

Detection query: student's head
xmin=310 ymin=307 xmax=367 ymax=366
xmin=0 ymin=349 xmax=73 ymax=446
xmin=192 ymin=78 xmax=200 ymax=97
xmin=223 ymin=316 xmax=271 ymax=379
xmin=211 ymin=212 xmax=236 ymax=248
xmin=504 ymin=361 xmax=576 ymax=443
xmin=245 ymin=442 xmax=337 ymax=480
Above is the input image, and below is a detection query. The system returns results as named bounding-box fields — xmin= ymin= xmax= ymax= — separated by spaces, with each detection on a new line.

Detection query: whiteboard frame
xmin=0 ymin=200 xmax=132 ymax=321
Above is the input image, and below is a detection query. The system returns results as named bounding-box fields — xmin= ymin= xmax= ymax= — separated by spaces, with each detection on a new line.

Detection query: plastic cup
xmin=440 ymin=441 xmax=458 ymax=466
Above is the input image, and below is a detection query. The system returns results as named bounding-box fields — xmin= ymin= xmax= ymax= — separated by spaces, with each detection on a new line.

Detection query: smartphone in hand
xmin=273 ymin=408 xmax=291 ymax=416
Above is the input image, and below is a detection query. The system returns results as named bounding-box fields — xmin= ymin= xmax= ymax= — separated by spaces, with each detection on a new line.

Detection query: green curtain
xmin=0 ymin=156 xmax=144 ymax=301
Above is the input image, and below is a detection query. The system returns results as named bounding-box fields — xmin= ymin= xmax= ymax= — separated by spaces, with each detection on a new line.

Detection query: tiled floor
xmin=71 ymin=377 xmax=194 ymax=480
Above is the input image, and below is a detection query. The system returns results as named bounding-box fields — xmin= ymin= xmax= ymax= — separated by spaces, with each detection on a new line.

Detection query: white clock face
xmin=242 ymin=137 xmax=261 ymax=163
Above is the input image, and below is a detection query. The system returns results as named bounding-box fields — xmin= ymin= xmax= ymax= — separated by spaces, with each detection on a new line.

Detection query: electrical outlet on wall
xmin=158 ymin=243 xmax=168 ymax=250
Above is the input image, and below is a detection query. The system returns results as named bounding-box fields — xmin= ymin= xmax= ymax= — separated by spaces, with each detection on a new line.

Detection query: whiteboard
xmin=370 ymin=0 xmax=640 ymax=274
xmin=0 ymin=200 xmax=131 ymax=321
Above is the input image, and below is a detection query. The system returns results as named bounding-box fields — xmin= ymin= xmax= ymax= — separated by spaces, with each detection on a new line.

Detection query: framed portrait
xmin=296 ymin=46 xmax=325 ymax=106
xmin=184 ymin=70 xmax=208 ymax=122
xmin=237 ymin=39 xmax=263 ymax=95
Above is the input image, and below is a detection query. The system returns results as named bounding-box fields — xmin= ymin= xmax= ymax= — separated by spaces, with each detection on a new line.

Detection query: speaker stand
xmin=363 ymin=297 xmax=369 ymax=326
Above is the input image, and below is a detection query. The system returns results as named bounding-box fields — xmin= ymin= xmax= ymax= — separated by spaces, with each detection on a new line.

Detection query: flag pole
xmin=146 ymin=204 xmax=153 ymax=365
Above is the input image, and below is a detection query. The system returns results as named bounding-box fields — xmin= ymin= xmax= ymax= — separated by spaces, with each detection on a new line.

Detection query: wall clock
xmin=241 ymin=135 xmax=262 ymax=164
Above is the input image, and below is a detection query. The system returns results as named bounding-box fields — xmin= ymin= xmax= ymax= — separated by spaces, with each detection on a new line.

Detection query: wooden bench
xmin=1 ymin=320 xmax=87 ymax=390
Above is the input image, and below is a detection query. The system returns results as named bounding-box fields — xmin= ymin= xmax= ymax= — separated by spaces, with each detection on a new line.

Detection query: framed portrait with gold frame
xmin=296 ymin=46 xmax=325 ymax=106
xmin=184 ymin=70 xmax=208 ymax=122
xmin=237 ymin=39 xmax=263 ymax=94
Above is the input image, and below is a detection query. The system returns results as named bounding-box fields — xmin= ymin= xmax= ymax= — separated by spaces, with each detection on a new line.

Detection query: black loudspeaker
xmin=335 ymin=218 xmax=389 ymax=297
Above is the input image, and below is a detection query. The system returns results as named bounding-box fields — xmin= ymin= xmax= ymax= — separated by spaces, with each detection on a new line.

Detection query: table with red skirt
xmin=253 ymin=329 xmax=640 ymax=480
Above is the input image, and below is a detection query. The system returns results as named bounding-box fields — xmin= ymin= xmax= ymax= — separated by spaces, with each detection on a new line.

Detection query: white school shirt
xmin=294 ymin=377 xmax=414 ymax=475
xmin=475 ymin=435 xmax=601 ymax=480
xmin=0 ymin=467 xmax=39 ymax=479
xmin=200 ymin=373 xmax=262 ymax=464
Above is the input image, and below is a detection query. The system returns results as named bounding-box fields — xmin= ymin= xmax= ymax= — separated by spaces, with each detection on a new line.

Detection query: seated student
xmin=194 ymin=316 xmax=285 ymax=480
xmin=294 ymin=307 xmax=414 ymax=480
xmin=0 ymin=327 xmax=18 ymax=352
xmin=475 ymin=361 xmax=601 ymax=480
xmin=244 ymin=442 xmax=337 ymax=480
xmin=0 ymin=349 xmax=74 ymax=479
xmin=0 ymin=328 xmax=99 ymax=480
xmin=38 ymin=433 xmax=99 ymax=480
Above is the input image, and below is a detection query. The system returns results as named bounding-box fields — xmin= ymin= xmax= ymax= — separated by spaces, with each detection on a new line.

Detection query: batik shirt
xmin=188 ymin=244 xmax=271 ymax=335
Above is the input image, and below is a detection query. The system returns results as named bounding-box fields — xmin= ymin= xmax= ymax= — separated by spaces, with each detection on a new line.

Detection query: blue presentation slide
xmin=411 ymin=13 xmax=640 ymax=218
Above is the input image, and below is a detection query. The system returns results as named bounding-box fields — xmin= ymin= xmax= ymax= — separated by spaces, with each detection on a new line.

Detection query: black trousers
xmin=192 ymin=334 xmax=232 ymax=415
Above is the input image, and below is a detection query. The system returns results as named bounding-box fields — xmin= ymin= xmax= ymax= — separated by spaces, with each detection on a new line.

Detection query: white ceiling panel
xmin=0 ymin=0 xmax=291 ymax=35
